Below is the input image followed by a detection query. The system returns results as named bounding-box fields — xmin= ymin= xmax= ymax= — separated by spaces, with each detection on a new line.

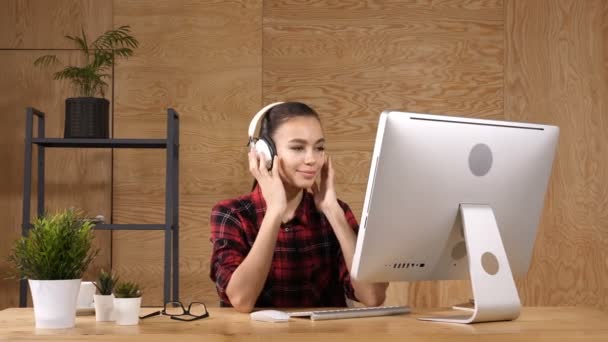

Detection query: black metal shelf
xmin=32 ymin=138 xmax=168 ymax=148
xmin=20 ymin=107 xmax=180 ymax=308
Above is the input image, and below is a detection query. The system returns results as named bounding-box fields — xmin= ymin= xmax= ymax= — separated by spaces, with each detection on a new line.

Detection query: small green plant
xmin=94 ymin=269 xmax=119 ymax=295
xmin=114 ymin=281 xmax=142 ymax=298
xmin=8 ymin=209 xmax=98 ymax=280
xmin=34 ymin=25 xmax=138 ymax=98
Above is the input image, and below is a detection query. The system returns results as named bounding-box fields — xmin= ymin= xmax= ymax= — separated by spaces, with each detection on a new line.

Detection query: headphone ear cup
xmin=253 ymin=138 xmax=274 ymax=170
xmin=263 ymin=135 xmax=277 ymax=167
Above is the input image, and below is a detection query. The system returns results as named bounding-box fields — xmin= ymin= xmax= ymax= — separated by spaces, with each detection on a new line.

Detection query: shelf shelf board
xmin=94 ymin=224 xmax=167 ymax=230
xmin=32 ymin=138 xmax=168 ymax=148
xmin=25 ymin=223 xmax=168 ymax=230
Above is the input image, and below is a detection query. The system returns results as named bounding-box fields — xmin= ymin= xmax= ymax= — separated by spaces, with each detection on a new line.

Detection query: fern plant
xmin=94 ymin=269 xmax=119 ymax=295
xmin=114 ymin=281 xmax=142 ymax=298
xmin=33 ymin=25 xmax=138 ymax=98
xmin=8 ymin=209 xmax=98 ymax=280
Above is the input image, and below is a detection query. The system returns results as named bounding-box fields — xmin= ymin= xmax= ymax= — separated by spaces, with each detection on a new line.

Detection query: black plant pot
xmin=64 ymin=97 xmax=110 ymax=138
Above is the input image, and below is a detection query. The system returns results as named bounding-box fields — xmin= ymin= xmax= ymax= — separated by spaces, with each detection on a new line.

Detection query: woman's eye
xmin=316 ymin=146 xmax=325 ymax=151
xmin=290 ymin=146 xmax=304 ymax=151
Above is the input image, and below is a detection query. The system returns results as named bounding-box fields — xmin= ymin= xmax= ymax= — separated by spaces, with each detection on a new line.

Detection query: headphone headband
xmin=248 ymin=102 xmax=285 ymax=140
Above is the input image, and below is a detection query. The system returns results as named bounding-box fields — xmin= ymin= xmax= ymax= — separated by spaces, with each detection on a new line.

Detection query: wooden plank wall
xmin=1 ymin=0 xmax=606 ymax=311
xmin=0 ymin=0 xmax=113 ymax=309
xmin=263 ymin=0 xmax=504 ymax=308
xmin=505 ymin=0 xmax=608 ymax=310
xmin=111 ymin=0 xmax=262 ymax=305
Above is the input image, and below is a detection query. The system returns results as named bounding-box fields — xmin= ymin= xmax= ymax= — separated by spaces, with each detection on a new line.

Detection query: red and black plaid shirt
xmin=209 ymin=185 xmax=359 ymax=308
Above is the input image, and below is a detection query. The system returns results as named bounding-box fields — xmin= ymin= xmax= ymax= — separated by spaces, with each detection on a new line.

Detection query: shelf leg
xmin=20 ymin=109 xmax=34 ymax=308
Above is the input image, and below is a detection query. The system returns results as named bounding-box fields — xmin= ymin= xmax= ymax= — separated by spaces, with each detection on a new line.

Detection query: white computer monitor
xmin=351 ymin=111 xmax=559 ymax=323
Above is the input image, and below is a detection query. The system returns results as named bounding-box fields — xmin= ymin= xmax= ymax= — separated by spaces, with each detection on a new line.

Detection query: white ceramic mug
xmin=77 ymin=281 xmax=96 ymax=309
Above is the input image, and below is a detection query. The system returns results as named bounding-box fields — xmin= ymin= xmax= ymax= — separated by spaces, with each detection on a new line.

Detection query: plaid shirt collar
xmin=251 ymin=184 xmax=314 ymax=227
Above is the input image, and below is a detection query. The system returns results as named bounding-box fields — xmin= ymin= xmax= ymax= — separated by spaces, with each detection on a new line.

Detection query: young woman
xmin=209 ymin=102 xmax=388 ymax=313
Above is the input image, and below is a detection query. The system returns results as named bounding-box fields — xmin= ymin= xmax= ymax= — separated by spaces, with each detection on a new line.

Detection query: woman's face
xmin=272 ymin=116 xmax=325 ymax=190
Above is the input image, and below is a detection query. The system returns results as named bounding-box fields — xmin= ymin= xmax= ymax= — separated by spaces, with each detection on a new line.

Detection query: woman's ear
xmin=275 ymin=155 xmax=285 ymax=179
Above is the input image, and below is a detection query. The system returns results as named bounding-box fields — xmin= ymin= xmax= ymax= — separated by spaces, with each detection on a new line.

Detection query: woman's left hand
xmin=312 ymin=154 xmax=340 ymax=214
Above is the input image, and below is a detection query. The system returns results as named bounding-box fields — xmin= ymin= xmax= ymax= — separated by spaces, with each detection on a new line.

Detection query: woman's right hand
xmin=248 ymin=150 xmax=287 ymax=217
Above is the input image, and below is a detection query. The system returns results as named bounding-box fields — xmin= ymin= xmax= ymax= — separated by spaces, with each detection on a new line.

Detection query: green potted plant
xmin=93 ymin=269 xmax=119 ymax=322
xmin=8 ymin=209 xmax=98 ymax=329
xmin=34 ymin=25 xmax=138 ymax=139
xmin=113 ymin=281 xmax=143 ymax=325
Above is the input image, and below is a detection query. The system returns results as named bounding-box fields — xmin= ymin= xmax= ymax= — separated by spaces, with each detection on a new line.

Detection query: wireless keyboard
xmin=288 ymin=305 xmax=410 ymax=321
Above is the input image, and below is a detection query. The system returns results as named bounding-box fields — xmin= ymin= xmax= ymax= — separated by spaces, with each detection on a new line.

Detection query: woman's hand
xmin=312 ymin=154 xmax=340 ymax=214
xmin=248 ymin=150 xmax=287 ymax=216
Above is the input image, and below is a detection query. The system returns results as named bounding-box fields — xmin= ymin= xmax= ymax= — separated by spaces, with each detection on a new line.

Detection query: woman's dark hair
xmin=251 ymin=102 xmax=321 ymax=190
xmin=259 ymin=102 xmax=320 ymax=140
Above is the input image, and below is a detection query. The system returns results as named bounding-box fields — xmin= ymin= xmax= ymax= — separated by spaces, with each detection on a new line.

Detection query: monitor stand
xmin=418 ymin=204 xmax=521 ymax=324
xmin=452 ymin=299 xmax=474 ymax=311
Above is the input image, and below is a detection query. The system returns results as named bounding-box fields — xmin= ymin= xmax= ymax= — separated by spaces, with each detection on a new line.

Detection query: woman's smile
xmin=297 ymin=170 xmax=318 ymax=179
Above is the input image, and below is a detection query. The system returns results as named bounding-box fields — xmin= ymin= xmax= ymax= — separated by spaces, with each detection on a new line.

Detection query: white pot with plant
xmin=8 ymin=209 xmax=98 ymax=329
xmin=113 ymin=281 xmax=142 ymax=326
xmin=93 ymin=269 xmax=118 ymax=322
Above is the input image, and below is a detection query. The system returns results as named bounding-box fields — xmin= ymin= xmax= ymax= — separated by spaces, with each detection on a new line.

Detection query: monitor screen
xmin=352 ymin=111 xmax=559 ymax=284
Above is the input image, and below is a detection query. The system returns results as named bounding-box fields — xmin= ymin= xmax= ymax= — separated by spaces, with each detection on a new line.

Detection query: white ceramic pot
xmin=28 ymin=279 xmax=80 ymax=329
xmin=113 ymin=297 xmax=142 ymax=325
xmin=93 ymin=294 xmax=114 ymax=321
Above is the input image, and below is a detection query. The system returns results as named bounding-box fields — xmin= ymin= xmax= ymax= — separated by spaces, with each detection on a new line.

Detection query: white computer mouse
xmin=250 ymin=309 xmax=290 ymax=323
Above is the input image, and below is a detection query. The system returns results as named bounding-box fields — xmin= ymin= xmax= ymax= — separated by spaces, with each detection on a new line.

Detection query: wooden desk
xmin=1 ymin=307 xmax=607 ymax=341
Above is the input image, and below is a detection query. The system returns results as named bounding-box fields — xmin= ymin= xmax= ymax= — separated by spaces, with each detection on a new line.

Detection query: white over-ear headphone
xmin=248 ymin=102 xmax=284 ymax=170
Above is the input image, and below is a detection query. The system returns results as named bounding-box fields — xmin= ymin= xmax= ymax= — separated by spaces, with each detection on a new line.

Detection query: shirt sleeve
xmin=209 ymin=203 xmax=249 ymax=306
xmin=337 ymin=200 xmax=360 ymax=302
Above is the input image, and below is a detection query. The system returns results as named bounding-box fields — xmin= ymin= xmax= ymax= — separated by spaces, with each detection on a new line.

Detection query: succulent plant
xmin=93 ymin=269 xmax=119 ymax=295
xmin=114 ymin=281 xmax=142 ymax=298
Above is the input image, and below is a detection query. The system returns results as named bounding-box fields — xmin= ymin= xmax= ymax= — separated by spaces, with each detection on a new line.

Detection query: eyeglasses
xmin=140 ymin=301 xmax=209 ymax=321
